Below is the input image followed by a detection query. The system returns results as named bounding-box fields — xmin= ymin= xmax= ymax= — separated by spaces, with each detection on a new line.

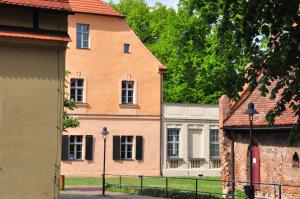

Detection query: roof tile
xmin=68 ymin=0 xmax=123 ymax=17
xmin=224 ymin=81 xmax=297 ymax=127
xmin=0 ymin=0 xmax=71 ymax=11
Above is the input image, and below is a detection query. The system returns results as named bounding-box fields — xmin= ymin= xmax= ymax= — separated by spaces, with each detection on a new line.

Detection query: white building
xmin=162 ymin=103 xmax=220 ymax=177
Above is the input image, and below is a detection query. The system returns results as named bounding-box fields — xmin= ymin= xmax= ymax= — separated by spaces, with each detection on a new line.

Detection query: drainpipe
xmin=159 ymin=69 xmax=164 ymax=176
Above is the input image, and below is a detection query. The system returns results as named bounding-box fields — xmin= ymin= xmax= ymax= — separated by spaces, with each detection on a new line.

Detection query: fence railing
xmin=104 ymin=174 xmax=300 ymax=199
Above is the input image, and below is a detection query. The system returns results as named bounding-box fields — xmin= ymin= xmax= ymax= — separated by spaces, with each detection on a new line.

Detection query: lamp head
xmin=244 ymin=102 xmax=259 ymax=120
xmin=101 ymin=127 xmax=109 ymax=139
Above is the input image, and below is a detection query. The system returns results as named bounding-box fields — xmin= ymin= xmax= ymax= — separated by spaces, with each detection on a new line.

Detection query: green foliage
xmin=63 ymin=71 xmax=80 ymax=131
xmin=203 ymin=0 xmax=300 ymax=141
xmin=111 ymin=0 xmax=300 ymax=141
xmin=109 ymin=0 xmax=248 ymax=104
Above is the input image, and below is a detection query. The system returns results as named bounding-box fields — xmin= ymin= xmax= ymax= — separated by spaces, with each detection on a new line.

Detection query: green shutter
xmin=136 ymin=136 xmax=143 ymax=160
xmin=85 ymin=135 xmax=94 ymax=160
xmin=113 ymin=136 xmax=121 ymax=160
xmin=61 ymin=135 xmax=69 ymax=161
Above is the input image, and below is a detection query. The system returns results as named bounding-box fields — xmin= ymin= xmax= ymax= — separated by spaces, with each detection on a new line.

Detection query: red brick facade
xmin=219 ymin=82 xmax=300 ymax=198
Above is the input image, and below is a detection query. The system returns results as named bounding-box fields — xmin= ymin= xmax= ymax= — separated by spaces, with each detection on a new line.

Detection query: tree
xmin=63 ymin=71 xmax=80 ymax=131
xmin=110 ymin=0 xmax=249 ymax=104
xmin=219 ymin=0 xmax=300 ymax=142
xmin=186 ymin=0 xmax=300 ymax=142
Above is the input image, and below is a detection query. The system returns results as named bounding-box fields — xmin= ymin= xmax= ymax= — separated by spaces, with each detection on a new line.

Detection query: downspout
xmin=159 ymin=69 xmax=164 ymax=176
xmin=231 ymin=131 xmax=235 ymax=198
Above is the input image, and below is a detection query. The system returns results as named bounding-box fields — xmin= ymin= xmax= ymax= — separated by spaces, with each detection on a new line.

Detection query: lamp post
xmin=101 ymin=127 xmax=109 ymax=196
xmin=244 ymin=102 xmax=258 ymax=199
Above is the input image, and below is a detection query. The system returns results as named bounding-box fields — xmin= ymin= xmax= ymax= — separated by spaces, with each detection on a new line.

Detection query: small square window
xmin=124 ymin=44 xmax=130 ymax=53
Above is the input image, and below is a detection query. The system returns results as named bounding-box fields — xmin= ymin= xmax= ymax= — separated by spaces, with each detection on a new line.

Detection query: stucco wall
xmin=0 ymin=41 xmax=65 ymax=199
xmin=61 ymin=117 xmax=161 ymax=176
xmin=162 ymin=103 xmax=220 ymax=177
xmin=62 ymin=13 xmax=162 ymax=176
xmin=66 ymin=14 xmax=162 ymax=116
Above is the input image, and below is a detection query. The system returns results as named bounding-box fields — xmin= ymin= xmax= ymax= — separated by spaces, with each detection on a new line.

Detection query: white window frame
xmin=76 ymin=23 xmax=90 ymax=49
xmin=210 ymin=129 xmax=219 ymax=159
xmin=70 ymin=78 xmax=84 ymax=103
xmin=167 ymin=128 xmax=180 ymax=158
xmin=121 ymin=81 xmax=134 ymax=104
xmin=121 ymin=136 xmax=133 ymax=160
xmin=69 ymin=136 xmax=83 ymax=160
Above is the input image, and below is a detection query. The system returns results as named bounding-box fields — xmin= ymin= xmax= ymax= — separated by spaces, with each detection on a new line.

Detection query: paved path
xmin=60 ymin=186 xmax=166 ymax=199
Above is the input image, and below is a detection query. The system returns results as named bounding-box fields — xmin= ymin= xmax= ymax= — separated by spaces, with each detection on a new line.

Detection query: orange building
xmin=61 ymin=0 xmax=165 ymax=177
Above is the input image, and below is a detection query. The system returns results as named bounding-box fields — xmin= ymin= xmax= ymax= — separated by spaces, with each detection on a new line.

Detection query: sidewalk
xmin=60 ymin=186 xmax=166 ymax=199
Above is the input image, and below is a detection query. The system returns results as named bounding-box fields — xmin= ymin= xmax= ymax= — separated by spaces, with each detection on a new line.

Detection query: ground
xmin=60 ymin=186 xmax=165 ymax=199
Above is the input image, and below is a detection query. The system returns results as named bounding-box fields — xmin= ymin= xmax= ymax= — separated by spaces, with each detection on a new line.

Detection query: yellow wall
xmin=0 ymin=41 xmax=65 ymax=198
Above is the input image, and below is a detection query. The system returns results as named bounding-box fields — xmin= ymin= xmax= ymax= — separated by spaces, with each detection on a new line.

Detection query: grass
xmin=65 ymin=176 xmax=222 ymax=195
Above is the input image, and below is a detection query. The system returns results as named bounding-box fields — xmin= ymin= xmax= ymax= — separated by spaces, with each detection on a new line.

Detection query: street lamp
xmin=244 ymin=102 xmax=258 ymax=199
xmin=101 ymin=127 xmax=109 ymax=196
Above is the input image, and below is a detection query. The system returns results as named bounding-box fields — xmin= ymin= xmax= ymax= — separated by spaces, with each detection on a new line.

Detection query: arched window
xmin=292 ymin=152 xmax=299 ymax=168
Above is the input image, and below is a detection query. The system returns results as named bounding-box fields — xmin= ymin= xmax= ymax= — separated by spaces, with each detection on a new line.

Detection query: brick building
xmin=219 ymin=80 xmax=300 ymax=198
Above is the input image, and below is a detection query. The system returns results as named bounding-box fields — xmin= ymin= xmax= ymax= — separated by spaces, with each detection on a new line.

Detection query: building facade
xmin=61 ymin=0 xmax=164 ymax=177
xmin=219 ymin=80 xmax=300 ymax=198
xmin=162 ymin=103 xmax=220 ymax=177
xmin=0 ymin=1 xmax=70 ymax=199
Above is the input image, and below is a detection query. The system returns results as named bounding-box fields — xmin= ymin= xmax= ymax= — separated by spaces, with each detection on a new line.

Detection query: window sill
xmin=210 ymin=157 xmax=220 ymax=160
xmin=64 ymin=159 xmax=85 ymax=162
xmin=188 ymin=157 xmax=205 ymax=160
xmin=76 ymin=47 xmax=91 ymax=50
xmin=119 ymin=104 xmax=139 ymax=109
xmin=75 ymin=102 xmax=88 ymax=107
xmin=167 ymin=157 xmax=183 ymax=161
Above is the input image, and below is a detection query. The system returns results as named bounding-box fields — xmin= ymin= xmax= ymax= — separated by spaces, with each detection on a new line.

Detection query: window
xmin=121 ymin=136 xmax=133 ymax=159
xmin=167 ymin=129 xmax=180 ymax=157
xmin=124 ymin=43 xmax=130 ymax=53
xmin=210 ymin=129 xmax=219 ymax=159
xmin=293 ymin=152 xmax=299 ymax=168
xmin=70 ymin=79 xmax=84 ymax=102
xmin=122 ymin=81 xmax=134 ymax=104
xmin=69 ymin=136 xmax=83 ymax=160
xmin=76 ymin=24 xmax=89 ymax=48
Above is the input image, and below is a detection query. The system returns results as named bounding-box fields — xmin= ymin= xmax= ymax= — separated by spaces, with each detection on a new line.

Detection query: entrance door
xmin=252 ymin=145 xmax=260 ymax=190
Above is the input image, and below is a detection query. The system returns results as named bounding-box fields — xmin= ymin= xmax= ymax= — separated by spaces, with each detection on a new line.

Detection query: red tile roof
xmin=224 ymin=80 xmax=297 ymax=128
xmin=68 ymin=0 xmax=123 ymax=17
xmin=0 ymin=0 xmax=71 ymax=11
xmin=0 ymin=30 xmax=71 ymax=42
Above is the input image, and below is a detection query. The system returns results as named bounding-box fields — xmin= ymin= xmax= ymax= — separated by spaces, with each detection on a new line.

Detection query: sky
xmin=104 ymin=0 xmax=179 ymax=9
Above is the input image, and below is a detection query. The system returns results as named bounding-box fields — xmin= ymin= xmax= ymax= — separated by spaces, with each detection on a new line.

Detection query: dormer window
xmin=76 ymin=24 xmax=89 ymax=49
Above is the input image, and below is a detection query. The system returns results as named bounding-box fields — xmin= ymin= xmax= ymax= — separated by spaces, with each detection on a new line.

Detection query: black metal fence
xmin=104 ymin=174 xmax=300 ymax=199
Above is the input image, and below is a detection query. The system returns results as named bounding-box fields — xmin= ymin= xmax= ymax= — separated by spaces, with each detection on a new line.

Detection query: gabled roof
xmin=68 ymin=0 xmax=123 ymax=17
xmin=0 ymin=0 xmax=71 ymax=11
xmin=223 ymin=79 xmax=297 ymax=128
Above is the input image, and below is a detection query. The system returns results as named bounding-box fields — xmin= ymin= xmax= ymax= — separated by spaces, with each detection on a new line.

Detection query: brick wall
xmin=232 ymin=130 xmax=300 ymax=198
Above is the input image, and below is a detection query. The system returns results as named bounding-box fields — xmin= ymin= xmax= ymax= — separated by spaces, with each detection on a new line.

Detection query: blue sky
xmin=104 ymin=0 xmax=179 ymax=9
